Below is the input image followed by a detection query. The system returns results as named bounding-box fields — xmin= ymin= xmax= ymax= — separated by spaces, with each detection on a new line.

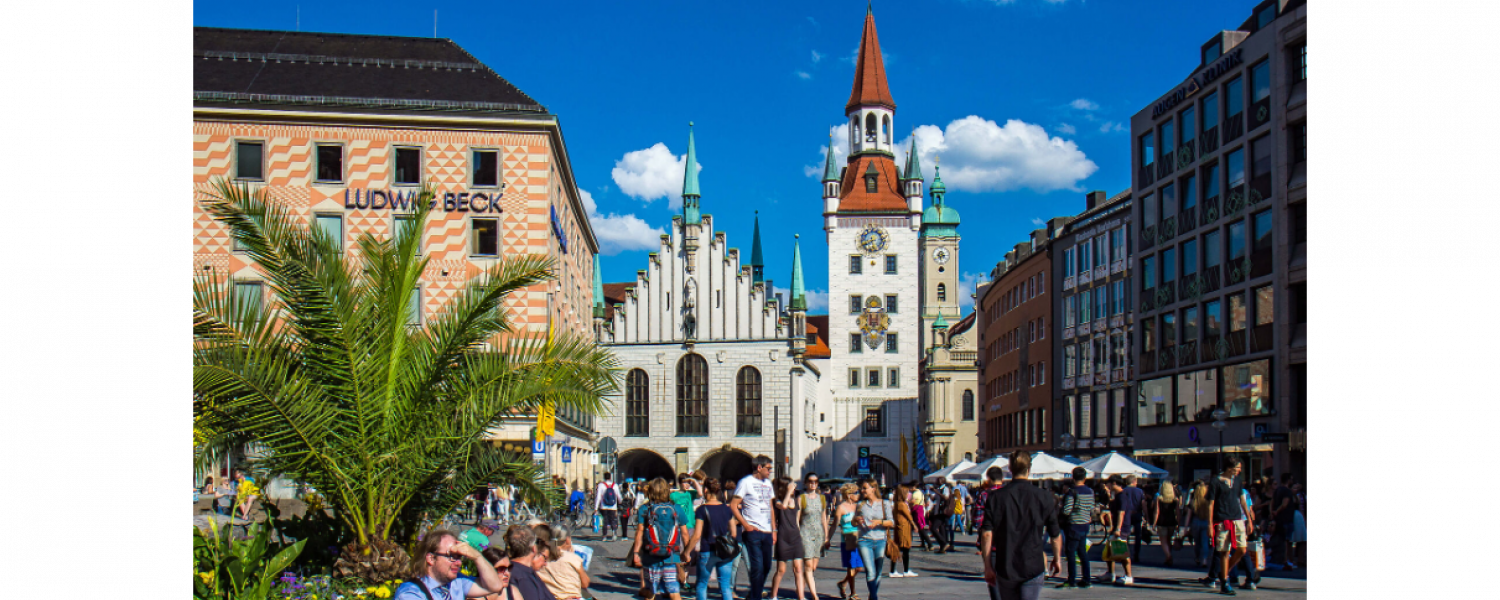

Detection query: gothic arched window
xmin=626 ymin=369 xmax=649 ymax=437
xmin=676 ymin=354 xmax=708 ymax=435
xmin=882 ymin=115 xmax=891 ymax=144
xmin=962 ymin=389 xmax=975 ymax=422
xmin=736 ymin=366 xmax=763 ymax=435
xmin=865 ymin=113 xmax=878 ymax=143
xmin=937 ymin=283 xmax=947 ymax=302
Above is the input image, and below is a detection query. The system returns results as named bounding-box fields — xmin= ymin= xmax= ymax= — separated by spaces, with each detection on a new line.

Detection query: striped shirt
xmin=1059 ymin=486 xmax=1095 ymax=532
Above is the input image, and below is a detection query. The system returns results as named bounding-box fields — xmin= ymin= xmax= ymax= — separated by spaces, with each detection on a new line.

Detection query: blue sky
xmin=194 ymin=0 xmax=1258 ymax=314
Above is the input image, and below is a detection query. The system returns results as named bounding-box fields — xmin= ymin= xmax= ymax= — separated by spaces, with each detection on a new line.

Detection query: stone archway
xmin=698 ymin=447 xmax=755 ymax=485
xmin=617 ymin=448 xmax=675 ymax=483
xmin=844 ymin=455 xmax=904 ymax=487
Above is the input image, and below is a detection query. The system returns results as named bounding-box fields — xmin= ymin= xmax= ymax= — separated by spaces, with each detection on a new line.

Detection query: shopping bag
xmin=1102 ymin=536 xmax=1129 ymax=562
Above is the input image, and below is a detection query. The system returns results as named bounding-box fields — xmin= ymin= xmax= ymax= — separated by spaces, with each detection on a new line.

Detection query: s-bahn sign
xmin=342 ymin=188 xmax=505 ymax=213
xmin=1152 ymin=48 xmax=1244 ymax=118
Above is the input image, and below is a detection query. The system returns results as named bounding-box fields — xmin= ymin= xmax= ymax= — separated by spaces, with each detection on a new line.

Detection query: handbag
xmin=709 ymin=507 xmax=740 ymax=560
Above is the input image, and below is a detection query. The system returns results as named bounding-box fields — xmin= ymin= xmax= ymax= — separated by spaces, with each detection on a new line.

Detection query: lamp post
xmin=1211 ymin=408 xmax=1229 ymax=472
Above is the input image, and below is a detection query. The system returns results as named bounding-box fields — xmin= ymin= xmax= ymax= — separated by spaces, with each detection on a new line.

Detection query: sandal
xmin=836 ymin=581 xmax=848 ymax=600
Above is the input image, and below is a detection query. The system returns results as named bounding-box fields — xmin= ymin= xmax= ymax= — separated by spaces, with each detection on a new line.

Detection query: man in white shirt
xmin=732 ymin=455 xmax=776 ymax=600
xmin=594 ymin=472 xmax=622 ymax=542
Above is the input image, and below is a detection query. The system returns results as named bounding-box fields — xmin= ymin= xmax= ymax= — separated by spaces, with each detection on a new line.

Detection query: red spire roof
xmin=845 ymin=8 xmax=896 ymax=114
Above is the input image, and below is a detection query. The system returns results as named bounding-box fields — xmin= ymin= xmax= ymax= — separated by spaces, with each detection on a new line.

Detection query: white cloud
xmin=1031 ymin=217 xmax=1045 ymax=226
xmin=609 ymin=143 xmax=701 ymax=210
xmin=1069 ymin=98 xmax=1100 ymax=111
xmin=811 ymin=50 xmax=823 ymax=63
xmin=579 ymin=189 xmax=665 ymax=256
xmin=796 ymin=70 xmax=812 ymax=80
xmin=802 ymin=123 xmax=851 ymax=178
xmin=958 ymin=272 xmax=987 ymax=312
xmin=1099 ymin=121 xmax=1128 ymax=134
xmin=1056 ymin=123 xmax=1076 ymax=135
xmin=774 ymin=286 xmax=830 ymax=312
xmin=893 ymin=116 xmax=1098 ymax=193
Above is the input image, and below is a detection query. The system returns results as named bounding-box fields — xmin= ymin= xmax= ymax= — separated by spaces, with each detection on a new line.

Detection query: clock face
xmin=933 ymin=247 xmax=951 ymax=265
xmin=858 ymin=225 xmax=888 ymax=253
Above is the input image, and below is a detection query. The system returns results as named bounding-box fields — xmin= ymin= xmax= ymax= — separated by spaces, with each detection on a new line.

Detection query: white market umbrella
xmin=1078 ymin=451 xmax=1168 ymax=478
xmin=953 ymin=457 xmax=1011 ymax=481
xmin=923 ymin=458 xmax=976 ymax=483
xmin=1027 ymin=452 xmax=1081 ymax=480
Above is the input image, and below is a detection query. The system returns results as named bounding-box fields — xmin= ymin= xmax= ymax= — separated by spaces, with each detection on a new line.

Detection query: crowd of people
xmin=392 ymin=453 xmax=1306 ymax=600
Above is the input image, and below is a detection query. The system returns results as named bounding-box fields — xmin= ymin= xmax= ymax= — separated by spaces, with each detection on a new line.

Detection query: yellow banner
xmin=537 ymin=401 xmax=556 ymax=438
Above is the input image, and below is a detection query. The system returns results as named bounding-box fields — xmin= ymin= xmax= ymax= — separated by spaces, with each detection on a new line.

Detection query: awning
xmin=1133 ymin=443 xmax=1275 ymax=456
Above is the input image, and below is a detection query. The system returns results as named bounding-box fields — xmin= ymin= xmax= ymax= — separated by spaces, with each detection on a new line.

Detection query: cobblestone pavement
xmin=565 ymin=524 xmax=1307 ymax=600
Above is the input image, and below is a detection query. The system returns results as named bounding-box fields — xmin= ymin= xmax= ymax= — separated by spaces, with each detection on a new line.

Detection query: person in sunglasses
xmin=396 ymin=528 xmax=509 ymax=600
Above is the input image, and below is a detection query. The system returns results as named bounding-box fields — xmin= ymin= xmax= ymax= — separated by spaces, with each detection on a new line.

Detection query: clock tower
xmin=820 ymin=5 xmax=922 ymax=482
xmin=919 ymin=162 xmax=961 ymax=353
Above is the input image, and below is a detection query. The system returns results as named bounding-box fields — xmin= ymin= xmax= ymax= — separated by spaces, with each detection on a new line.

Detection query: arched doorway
xmin=699 ymin=447 xmax=754 ymax=484
xmin=617 ymin=448 xmax=674 ymax=483
xmin=844 ymin=455 xmax=905 ymax=487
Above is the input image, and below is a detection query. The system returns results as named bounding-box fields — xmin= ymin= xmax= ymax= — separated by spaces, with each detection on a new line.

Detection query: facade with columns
xmin=593 ymin=127 xmax=824 ymax=485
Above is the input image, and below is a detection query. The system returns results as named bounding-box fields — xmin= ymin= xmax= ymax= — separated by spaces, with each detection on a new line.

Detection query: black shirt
xmin=695 ymin=504 xmax=734 ymax=553
xmin=1272 ymin=485 xmax=1295 ymax=525
xmin=508 ymin=561 xmax=558 ymax=600
xmin=980 ymin=480 xmax=1061 ymax=584
xmin=1207 ymin=477 xmax=1244 ymax=522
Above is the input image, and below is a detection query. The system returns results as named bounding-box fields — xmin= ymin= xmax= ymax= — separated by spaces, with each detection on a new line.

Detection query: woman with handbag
xmin=686 ymin=478 xmax=738 ymax=600
xmin=1152 ymin=482 xmax=1181 ymax=568
xmin=852 ymin=478 xmax=895 ymax=600
xmin=832 ymin=483 xmax=865 ymax=600
xmin=887 ymin=485 xmax=916 ymax=578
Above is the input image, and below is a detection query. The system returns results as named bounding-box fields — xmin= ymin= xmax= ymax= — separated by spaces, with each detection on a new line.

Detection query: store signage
xmin=1261 ymin=433 xmax=1289 ymax=442
xmin=1152 ymin=48 xmax=1244 ymax=118
xmin=342 ymin=188 xmax=505 ymax=213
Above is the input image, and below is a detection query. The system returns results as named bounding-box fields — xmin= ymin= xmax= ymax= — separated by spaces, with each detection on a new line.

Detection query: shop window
xmin=394 ymin=147 xmax=422 ymax=185
xmin=1223 ymin=359 xmax=1272 ymax=417
xmin=473 ymin=149 xmax=500 ymax=187
xmin=315 ymin=214 xmax=343 ymax=249
xmin=1175 ymin=368 xmax=1220 ymax=424
xmin=235 ymin=141 xmax=263 ymax=180
xmin=1138 ymin=376 xmax=1172 ymax=427
xmin=315 ymin=144 xmax=343 ymax=183
xmin=472 ymin=218 xmax=500 ymax=256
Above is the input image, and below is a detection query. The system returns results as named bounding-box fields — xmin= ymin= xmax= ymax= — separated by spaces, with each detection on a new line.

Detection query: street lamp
xmin=1211 ymin=407 xmax=1229 ymax=472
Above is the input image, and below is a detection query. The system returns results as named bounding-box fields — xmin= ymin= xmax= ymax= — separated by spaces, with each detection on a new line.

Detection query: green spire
xmin=751 ymin=211 xmax=765 ymax=284
xmin=930 ymin=161 xmax=946 ymax=199
xmin=682 ymin=122 xmax=701 ymax=225
xmin=592 ymin=254 xmax=606 ymax=319
xmin=822 ymin=132 xmax=841 ymax=182
xmin=790 ymin=234 xmax=806 ymax=311
xmin=934 ymin=310 xmax=950 ymax=329
xmin=903 ymin=135 xmax=923 ymax=182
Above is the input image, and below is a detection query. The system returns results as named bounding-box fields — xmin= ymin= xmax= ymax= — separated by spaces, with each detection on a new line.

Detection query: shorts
xmin=841 ymin=540 xmax=865 ymax=569
xmin=1214 ymin=519 xmax=1247 ymax=552
xmin=645 ymin=563 xmax=681 ymax=595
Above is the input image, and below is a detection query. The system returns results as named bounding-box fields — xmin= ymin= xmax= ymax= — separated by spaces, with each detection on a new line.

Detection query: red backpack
xmin=642 ymin=503 xmax=683 ymax=557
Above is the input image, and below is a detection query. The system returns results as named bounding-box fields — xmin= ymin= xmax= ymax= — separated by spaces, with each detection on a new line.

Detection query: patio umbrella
xmin=1026 ymin=452 xmax=1082 ymax=479
xmin=923 ymin=458 xmax=976 ymax=483
xmin=953 ymin=456 xmax=1011 ymax=481
xmin=1078 ymin=451 xmax=1168 ymax=478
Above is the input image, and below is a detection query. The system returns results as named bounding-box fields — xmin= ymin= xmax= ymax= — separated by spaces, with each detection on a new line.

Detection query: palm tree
xmin=193 ymin=178 xmax=618 ymax=581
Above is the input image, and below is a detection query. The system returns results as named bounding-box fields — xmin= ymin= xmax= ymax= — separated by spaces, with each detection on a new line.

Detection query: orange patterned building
xmin=192 ymin=28 xmax=601 ymax=488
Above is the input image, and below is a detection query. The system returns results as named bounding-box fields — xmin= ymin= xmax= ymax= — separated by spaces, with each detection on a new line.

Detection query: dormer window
xmin=866 ymin=174 xmax=878 ymax=193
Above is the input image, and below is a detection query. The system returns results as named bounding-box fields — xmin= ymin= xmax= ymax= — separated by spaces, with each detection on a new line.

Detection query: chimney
xmin=1086 ymin=190 xmax=1106 ymax=211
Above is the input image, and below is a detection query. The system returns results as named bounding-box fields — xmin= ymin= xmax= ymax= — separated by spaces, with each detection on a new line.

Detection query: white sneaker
xmin=888 ymin=572 xmax=906 ymax=578
xmin=1120 ymin=576 xmax=1134 ymax=586
xmin=904 ymin=571 xmax=919 ymax=577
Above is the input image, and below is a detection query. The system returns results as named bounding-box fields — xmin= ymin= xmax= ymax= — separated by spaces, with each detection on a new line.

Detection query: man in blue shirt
xmin=1105 ymin=475 xmax=1146 ymax=586
xmin=395 ymin=529 xmax=508 ymax=600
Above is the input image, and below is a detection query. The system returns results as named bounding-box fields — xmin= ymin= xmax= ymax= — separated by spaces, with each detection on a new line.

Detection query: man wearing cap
xmin=460 ymin=520 xmax=500 ymax=552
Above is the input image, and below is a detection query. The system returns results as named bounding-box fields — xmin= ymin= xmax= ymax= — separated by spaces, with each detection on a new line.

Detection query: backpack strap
xmin=404 ymin=578 xmax=436 ymax=600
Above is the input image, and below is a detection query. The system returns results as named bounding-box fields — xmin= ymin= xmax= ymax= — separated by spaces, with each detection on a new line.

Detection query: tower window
xmin=850 ymin=255 xmax=863 ymax=274
xmin=866 ymin=113 xmax=878 ymax=143
xmin=937 ymin=283 xmax=947 ymax=302
xmin=885 ymin=255 xmax=898 ymax=274
xmin=882 ymin=115 xmax=891 ymax=144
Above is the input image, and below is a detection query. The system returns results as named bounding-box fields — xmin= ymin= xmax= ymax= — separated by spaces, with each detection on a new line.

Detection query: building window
xmin=1140 ymin=131 xmax=1156 ymax=168
xmin=888 ymin=367 xmax=900 ymax=388
xmin=1039 ymin=316 xmax=1046 ymax=339
xmin=865 ymin=407 xmax=885 ymax=436
xmin=1292 ymin=202 xmax=1307 ymax=243
xmin=1205 ymin=299 xmax=1223 ymax=352
xmin=1112 ymin=390 xmax=1127 ymax=436
xmin=1227 ymin=147 xmax=1246 ymax=190
xmin=1226 ymin=76 xmax=1244 ymax=120
xmin=1203 ymin=40 xmax=1222 ymax=65
xmin=315 ymin=214 xmax=343 ymax=249
xmin=1095 ymin=285 xmax=1108 ymax=322
xmin=1141 ymin=257 xmax=1156 ymax=293
xmin=1252 ymin=209 xmax=1273 ymax=278
xmin=736 ymin=366 xmax=763 ymax=436
xmin=1141 ymin=318 xmax=1156 ymax=371
xmin=962 ymin=390 xmax=975 ymax=421
xmin=1079 ymin=289 xmax=1091 ymax=323
xmin=1257 ymin=3 xmax=1276 ymax=28
xmin=235 ymin=141 xmax=264 ymax=180
xmin=937 ymin=283 xmax=947 ymax=302
xmin=1204 ymin=162 xmax=1221 ymax=200
xmin=394 ymin=147 xmax=422 ymax=185
xmin=1079 ymin=392 xmax=1093 ymax=438
xmin=885 ymin=255 xmax=898 ymax=274
xmin=1038 ymin=272 xmax=1045 ymax=293
xmin=1253 ymin=285 xmax=1275 ymax=350
xmin=1228 ymin=221 xmax=1247 ymax=264
xmin=885 ymin=294 xmax=898 ymax=313
xmin=1161 ymin=120 xmax=1175 ymax=163
xmin=868 ymin=368 xmax=881 ymax=388
xmin=1182 ymin=239 xmax=1199 ymax=280
xmin=393 ymin=214 xmax=421 ymax=255
xmin=1028 ymin=321 xmax=1036 ymax=343
xmin=472 ymin=218 xmax=500 ymax=256
xmin=1224 ymin=359 xmax=1273 ymax=417
xmin=1174 ymin=368 xmax=1219 ymax=424
xmin=886 ymin=333 xmax=899 ymax=354
xmin=1180 ymin=106 xmax=1196 ymax=148
xmin=1113 ymin=280 xmax=1125 ymax=315
xmin=232 ymin=280 xmax=264 ymax=309
xmin=626 ymin=369 xmax=649 ymax=437
xmin=1110 ymin=228 xmax=1125 ymax=263
xmin=1293 ymin=123 xmax=1307 ymax=164
xmin=1299 ymin=44 xmax=1307 ymax=80
xmin=473 ymin=149 xmax=500 ymax=187
xmin=315 ymin=144 xmax=343 ymax=183
xmin=407 ymin=287 xmax=422 ymax=325
xmin=1161 ymin=247 xmax=1177 ymax=289
xmin=1080 ymin=239 xmax=1093 ymax=272
xmin=1038 ymin=361 xmax=1046 ymax=385
xmin=1064 ymin=345 xmax=1077 ymax=377
xmin=1204 ymin=230 xmax=1222 ymax=274
xmin=849 ymin=368 xmax=861 ymax=388
xmin=1251 ymin=135 xmax=1274 ymax=202
xmin=1064 ymin=295 xmax=1076 ymax=328
xmin=1142 ymin=193 xmax=1157 ymax=231
xmin=1251 ymin=60 xmax=1271 ymax=106
xmin=850 ymin=255 xmax=862 ymax=274
xmin=1138 ymin=375 xmax=1172 ymax=427
xmin=675 ymin=354 xmax=709 ymax=435
xmin=1064 ymin=247 xmax=1077 ymax=277
xmin=850 ymin=333 xmax=863 ymax=354
xmin=849 ymin=295 xmax=862 ymax=314
xmin=1229 ymin=293 xmax=1249 ymax=355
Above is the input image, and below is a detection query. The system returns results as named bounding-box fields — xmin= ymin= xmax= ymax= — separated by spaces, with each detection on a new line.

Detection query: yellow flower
xmin=198 ymin=571 xmax=214 ymax=584
xmin=365 ymin=587 xmax=377 ymax=595
xmin=376 ymin=586 xmax=392 ymax=599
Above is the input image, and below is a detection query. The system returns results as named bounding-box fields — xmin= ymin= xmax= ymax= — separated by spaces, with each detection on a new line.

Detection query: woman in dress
xmin=799 ymin=473 xmax=829 ymax=600
xmin=769 ymin=477 xmax=807 ymax=600
xmin=887 ymin=484 xmax=916 ymax=578
xmin=832 ymin=483 xmax=865 ymax=600
xmin=853 ymin=478 xmax=894 ymax=600
xmin=1152 ymin=482 xmax=1181 ymax=567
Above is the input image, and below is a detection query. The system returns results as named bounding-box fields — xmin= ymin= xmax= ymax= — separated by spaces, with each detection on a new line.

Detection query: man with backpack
xmin=630 ymin=478 xmax=690 ymax=600
xmin=1056 ymin=467 xmax=1096 ymax=589
xmin=595 ymin=473 xmax=622 ymax=542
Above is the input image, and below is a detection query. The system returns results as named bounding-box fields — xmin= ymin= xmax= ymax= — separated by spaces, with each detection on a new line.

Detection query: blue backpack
xmin=643 ymin=503 xmax=682 ymax=557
